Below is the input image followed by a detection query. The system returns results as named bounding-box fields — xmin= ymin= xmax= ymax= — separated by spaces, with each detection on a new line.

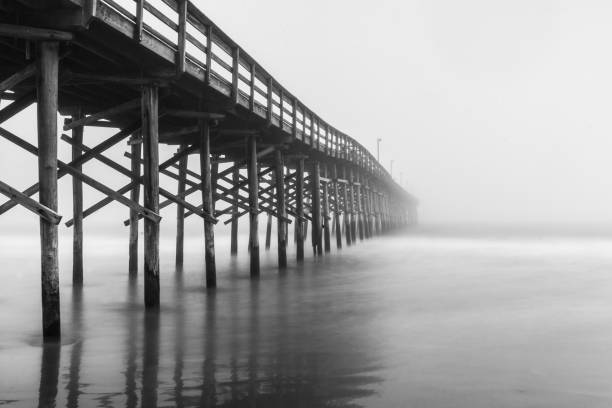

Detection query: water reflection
xmin=66 ymin=286 xmax=83 ymax=408
xmin=38 ymin=340 xmax=61 ymax=408
xmin=19 ymin=247 xmax=384 ymax=408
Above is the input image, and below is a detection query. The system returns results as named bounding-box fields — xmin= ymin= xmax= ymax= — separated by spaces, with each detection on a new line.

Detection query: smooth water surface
xmin=1 ymin=225 xmax=612 ymax=407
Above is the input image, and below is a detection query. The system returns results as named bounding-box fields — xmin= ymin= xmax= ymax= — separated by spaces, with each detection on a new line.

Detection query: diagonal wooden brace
xmin=0 ymin=123 xmax=138 ymax=215
xmin=0 ymin=127 xmax=160 ymax=223
xmin=0 ymin=179 xmax=61 ymax=224
xmin=75 ymin=145 xmax=198 ymax=223
xmin=61 ymin=134 xmax=215 ymax=225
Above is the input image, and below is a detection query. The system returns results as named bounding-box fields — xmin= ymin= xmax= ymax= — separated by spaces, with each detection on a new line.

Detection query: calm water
xmin=2 ymin=224 xmax=612 ymax=407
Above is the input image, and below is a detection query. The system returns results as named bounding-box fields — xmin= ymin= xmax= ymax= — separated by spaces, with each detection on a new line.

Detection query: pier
xmin=0 ymin=0 xmax=417 ymax=339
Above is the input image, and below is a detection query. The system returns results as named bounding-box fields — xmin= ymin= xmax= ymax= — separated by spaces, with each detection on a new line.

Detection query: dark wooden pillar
xmin=332 ymin=164 xmax=342 ymax=249
xmin=363 ymin=179 xmax=371 ymax=239
xmin=230 ymin=164 xmax=239 ymax=255
xmin=71 ymin=109 xmax=84 ymax=285
xmin=322 ymin=166 xmax=331 ymax=253
xmin=274 ymin=150 xmax=287 ymax=268
xmin=343 ymin=168 xmax=351 ymax=246
xmin=247 ymin=136 xmax=260 ymax=276
xmin=296 ymin=158 xmax=305 ymax=261
xmin=37 ymin=41 xmax=60 ymax=339
xmin=311 ymin=161 xmax=322 ymax=255
xmin=349 ymin=169 xmax=356 ymax=242
xmin=128 ymin=141 xmax=141 ymax=276
xmin=175 ymin=147 xmax=188 ymax=269
xmin=265 ymin=213 xmax=272 ymax=250
xmin=357 ymin=173 xmax=364 ymax=241
xmin=200 ymin=120 xmax=216 ymax=287
xmin=142 ymin=85 xmax=160 ymax=308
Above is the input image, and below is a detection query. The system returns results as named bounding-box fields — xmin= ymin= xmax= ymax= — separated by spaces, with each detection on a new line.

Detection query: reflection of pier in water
xmin=34 ymin=270 xmax=383 ymax=407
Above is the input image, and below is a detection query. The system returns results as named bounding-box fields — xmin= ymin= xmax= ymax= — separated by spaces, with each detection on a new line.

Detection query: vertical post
xmin=177 ymin=0 xmax=187 ymax=74
xmin=129 ymin=141 xmax=141 ymax=275
xmin=357 ymin=173 xmax=364 ymax=241
xmin=332 ymin=164 xmax=342 ymax=249
xmin=38 ymin=41 xmax=60 ymax=339
xmin=247 ymin=136 xmax=260 ymax=276
xmin=296 ymin=158 xmax=305 ymax=261
xmin=230 ymin=165 xmax=239 ymax=255
xmin=175 ymin=147 xmax=188 ymax=269
xmin=71 ymin=109 xmax=84 ymax=285
xmin=343 ymin=168 xmax=351 ymax=246
xmin=265 ymin=213 xmax=272 ymax=250
xmin=200 ymin=120 xmax=216 ymax=287
xmin=142 ymin=85 xmax=160 ymax=308
xmin=274 ymin=150 xmax=287 ymax=268
xmin=363 ymin=178 xmax=371 ymax=239
xmin=135 ymin=0 xmax=144 ymax=41
xmin=349 ymin=169 xmax=356 ymax=242
xmin=322 ymin=166 xmax=331 ymax=253
xmin=311 ymin=161 xmax=322 ymax=256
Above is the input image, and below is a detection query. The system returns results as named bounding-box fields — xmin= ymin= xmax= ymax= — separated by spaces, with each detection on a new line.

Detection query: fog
xmin=195 ymin=0 xmax=612 ymax=224
xmin=3 ymin=0 xmax=612 ymax=226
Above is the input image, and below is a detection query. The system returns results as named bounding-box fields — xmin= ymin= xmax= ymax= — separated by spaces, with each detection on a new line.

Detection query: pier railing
xmin=98 ymin=0 xmax=390 ymax=180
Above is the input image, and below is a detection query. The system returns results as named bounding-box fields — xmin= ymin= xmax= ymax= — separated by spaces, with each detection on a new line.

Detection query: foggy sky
xmin=2 ymin=0 xmax=612 ymax=228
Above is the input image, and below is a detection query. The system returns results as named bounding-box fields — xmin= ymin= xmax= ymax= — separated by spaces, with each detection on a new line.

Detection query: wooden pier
xmin=0 ymin=0 xmax=417 ymax=339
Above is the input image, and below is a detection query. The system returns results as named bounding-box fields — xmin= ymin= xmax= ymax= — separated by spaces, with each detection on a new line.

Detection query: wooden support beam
xmin=142 ymin=85 xmax=160 ymax=308
xmin=0 ymin=24 xmax=73 ymax=41
xmin=265 ymin=213 xmax=272 ymax=250
xmin=37 ymin=41 xmax=60 ymax=340
xmin=129 ymin=141 xmax=141 ymax=276
xmin=68 ymin=72 xmax=170 ymax=86
xmin=63 ymin=98 xmax=140 ymax=131
xmin=0 ymin=90 xmax=35 ymax=124
xmin=349 ymin=169 xmax=357 ymax=243
xmin=71 ymin=110 xmax=84 ymax=285
xmin=248 ymin=136 xmax=260 ymax=277
xmin=135 ymin=0 xmax=144 ymax=41
xmin=165 ymin=109 xmax=225 ymax=120
xmin=274 ymin=150 xmax=287 ymax=268
xmin=357 ymin=173 xmax=364 ymax=241
xmin=322 ymin=165 xmax=331 ymax=253
xmin=296 ymin=158 xmax=305 ymax=261
xmin=69 ymin=145 xmax=195 ymax=226
xmin=175 ymin=146 xmax=187 ymax=269
xmin=230 ymin=165 xmax=239 ymax=255
xmin=200 ymin=120 xmax=216 ymax=287
xmin=311 ymin=161 xmax=322 ymax=256
xmin=177 ymin=0 xmax=188 ymax=74
xmin=0 ymin=63 xmax=36 ymax=93
xmin=0 ymin=123 xmax=137 ymax=217
xmin=343 ymin=168 xmax=352 ymax=246
xmin=0 ymin=179 xmax=61 ymax=224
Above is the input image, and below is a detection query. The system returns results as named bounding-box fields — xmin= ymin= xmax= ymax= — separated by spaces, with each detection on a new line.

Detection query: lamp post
xmin=376 ymin=138 xmax=381 ymax=162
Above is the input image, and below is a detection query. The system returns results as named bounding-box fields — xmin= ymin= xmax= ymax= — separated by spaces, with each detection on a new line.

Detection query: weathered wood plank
xmin=200 ymin=120 xmax=216 ymax=287
xmin=0 ymin=24 xmax=73 ymax=41
xmin=37 ymin=41 xmax=60 ymax=340
xmin=0 ymin=179 xmax=61 ymax=224
xmin=142 ymin=85 xmax=160 ymax=308
xmin=71 ymin=110 xmax=84 ymax=285
xmin=248 ymin=136 xmax=260 ymax=276
xmin=275 ymin=150 xmax=287 ymax=268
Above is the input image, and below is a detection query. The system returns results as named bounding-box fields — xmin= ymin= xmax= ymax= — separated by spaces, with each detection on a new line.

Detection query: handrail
xmin=100 ymin=0 xmax=395 ymax=182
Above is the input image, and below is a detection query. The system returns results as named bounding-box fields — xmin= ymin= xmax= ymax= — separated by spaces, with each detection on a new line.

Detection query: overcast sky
xmin=2 ymin=0 xmax=612 ymax=229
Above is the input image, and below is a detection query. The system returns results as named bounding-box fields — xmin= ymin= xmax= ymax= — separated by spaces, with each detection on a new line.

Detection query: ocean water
xmin=1 ymin=224 xmax=612 ymax=407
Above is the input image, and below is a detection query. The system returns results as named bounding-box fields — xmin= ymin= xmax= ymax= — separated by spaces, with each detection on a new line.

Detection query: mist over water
xmin=1 ymin=224 xmax=612 ymax=407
